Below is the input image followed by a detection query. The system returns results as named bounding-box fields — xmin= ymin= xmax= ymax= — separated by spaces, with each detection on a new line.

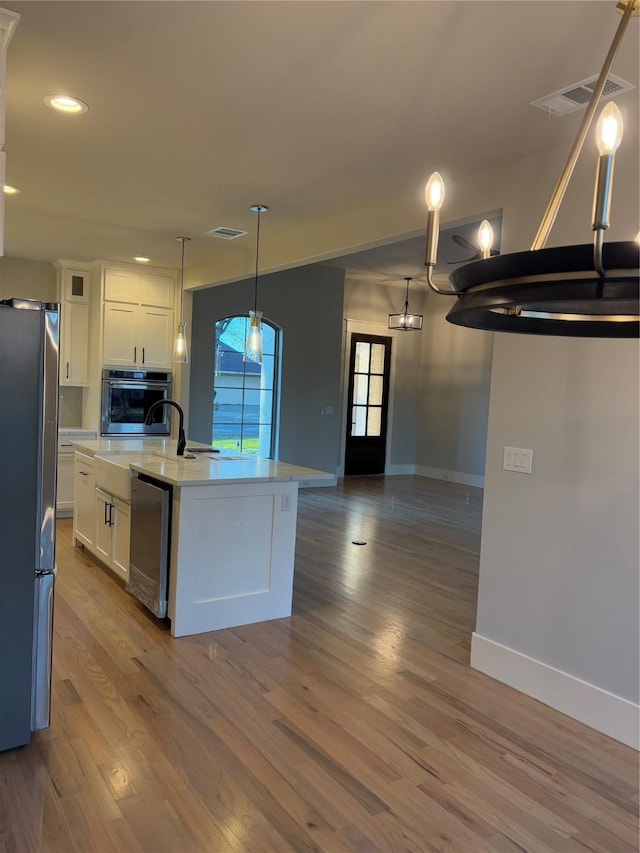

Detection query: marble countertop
xmin=72 ymin=438 xmax=333 ymax=487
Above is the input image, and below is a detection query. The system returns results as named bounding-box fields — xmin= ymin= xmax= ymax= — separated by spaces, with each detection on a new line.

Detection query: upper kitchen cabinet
xmin=101 ymin=265 xmax=176 ymax=368
xmin=55 ymin=261 xmax=90 ymax=386
xmin=104 ymin=268 xmax=175 ymax=309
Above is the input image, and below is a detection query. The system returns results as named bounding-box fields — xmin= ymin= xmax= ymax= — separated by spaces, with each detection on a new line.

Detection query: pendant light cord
xmin=176 ymin=236 xmax=191 ymax=325
xmin=250 ymin=204 xmax=268 ymax=315
xmin=254 ymin=208 xmax=261 ymax=315
xmin=180 ymin=237 xmax=185 ymax=323
xmin=404 ymin=276 xmax=412 ymax=312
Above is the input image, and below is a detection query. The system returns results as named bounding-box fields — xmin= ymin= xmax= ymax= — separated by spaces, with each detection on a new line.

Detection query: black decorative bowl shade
xmin=447 ymin=241 xmax=639 ymax=338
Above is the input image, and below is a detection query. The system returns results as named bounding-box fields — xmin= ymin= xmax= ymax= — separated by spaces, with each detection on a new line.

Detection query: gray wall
xmin=416 ymin=289 xmax=492 ymax=480
xmin=190 ymin=264 xmax=345 ymax=474
xmin=471 ymin=132 xmax=640 ymax=713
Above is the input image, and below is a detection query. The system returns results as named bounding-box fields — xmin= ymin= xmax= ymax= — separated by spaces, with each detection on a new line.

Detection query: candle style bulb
xmin=592 ymin=102 xmax=623 ymax=232
xmin=478 ymin=220 xmax=494 ymax=259
xmin=596 ymin=102 xmax=623 ymax=156
xmin=424 ymin=172 xmax=445 ymax=211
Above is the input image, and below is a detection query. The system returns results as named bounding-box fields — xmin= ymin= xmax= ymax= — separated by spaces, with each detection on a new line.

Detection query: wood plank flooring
xmin=0 ymin=475 xmax=637 ymax=852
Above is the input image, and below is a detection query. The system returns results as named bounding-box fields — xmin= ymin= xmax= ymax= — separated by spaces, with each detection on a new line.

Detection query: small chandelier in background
xmin=421 ymin=0 xmax=639 ymax=338
xmin=173 ymin=236 xmax=191 ymax=363
xmin=244 ymin=204 xmax=268 ymax=364
xmin=388 ymin=277 xmax=423 ymax=331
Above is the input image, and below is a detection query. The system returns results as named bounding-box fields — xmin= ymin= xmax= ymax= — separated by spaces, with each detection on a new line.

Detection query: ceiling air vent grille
xmin=530 ymin=73 xmax=635 ymax=116
xmin=205 ymin=226 xmax=248 ymax=240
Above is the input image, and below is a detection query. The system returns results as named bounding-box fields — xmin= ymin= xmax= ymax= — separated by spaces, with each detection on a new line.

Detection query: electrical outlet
xmin=503 ymin=446 xmax=533 ymax=474
xmin=281 ymin=493 xmax=292 ymax=511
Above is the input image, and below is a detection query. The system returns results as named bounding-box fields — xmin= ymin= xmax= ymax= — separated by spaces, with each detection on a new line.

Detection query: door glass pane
xmin=367 ymin=407 xmax=381 ymax=437
xmin=370 ymin=343 xmax=385 ymax=374
xmin=354 ymin=342 xmax=370 ymax=374
xmin=352 ymin=406 xmax=366 ymax=436
xmin=368 ymin=375 xmax=383 ymax=406
xmin=353 ymin=374 xmax=368 ymax=405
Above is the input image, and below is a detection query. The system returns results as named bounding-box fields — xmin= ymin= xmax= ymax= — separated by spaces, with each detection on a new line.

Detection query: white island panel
xmin=169 ymin=481 xmax=299 ymax=637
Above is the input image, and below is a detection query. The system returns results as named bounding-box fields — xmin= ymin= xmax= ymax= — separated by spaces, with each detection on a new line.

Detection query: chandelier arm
xmin=426 ymin=265 xmax=459 ymax=296
xmin=530 ymin=0 xmax=635 ymax=251
xmin=593 ymin=228 xmax=606 ymax=277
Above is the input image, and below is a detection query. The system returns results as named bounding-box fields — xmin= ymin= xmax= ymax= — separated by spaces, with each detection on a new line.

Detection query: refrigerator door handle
xmin=38 ymin=307 xmax=60 ymax=573
xmin=31 ymin=568 xmax=56 ymax=731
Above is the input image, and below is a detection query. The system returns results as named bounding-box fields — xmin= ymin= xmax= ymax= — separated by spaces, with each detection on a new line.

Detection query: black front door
xmin=344 ymin=333 xmax=392 ymax=476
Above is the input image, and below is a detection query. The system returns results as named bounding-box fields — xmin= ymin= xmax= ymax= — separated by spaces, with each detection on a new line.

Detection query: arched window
xmin=213 ymin=315 xmax=279 ymax=456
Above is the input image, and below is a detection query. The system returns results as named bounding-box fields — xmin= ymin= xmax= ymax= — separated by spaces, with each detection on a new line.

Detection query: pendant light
xmin=421 ymin=0 xmax=639 ymax=338
xmin=244 ymin=204 xmax=268 ymax=364
xmin=388 ymin=276 xmax=423 ymax=330
xmin=173 ymin=236 xmax=191 ymax=363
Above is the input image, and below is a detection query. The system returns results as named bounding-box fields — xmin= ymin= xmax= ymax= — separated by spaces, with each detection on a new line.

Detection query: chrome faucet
xmin=145 ymin=400 xmax=186 ymax=456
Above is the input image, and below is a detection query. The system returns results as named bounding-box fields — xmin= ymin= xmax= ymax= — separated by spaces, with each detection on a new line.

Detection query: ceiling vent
xmin=530 ymin=73 xmax=635 ymax=116
xmin=205 ymin=226 xmax=248 ymax=240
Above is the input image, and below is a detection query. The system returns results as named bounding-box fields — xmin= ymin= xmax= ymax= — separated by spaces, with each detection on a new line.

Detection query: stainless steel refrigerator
xmin=0 ymin=298 xmax=59 ymax=751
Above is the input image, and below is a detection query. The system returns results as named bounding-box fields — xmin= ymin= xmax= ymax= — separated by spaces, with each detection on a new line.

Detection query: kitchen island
xmin=71 ymin=439 xmax=333 ymax=637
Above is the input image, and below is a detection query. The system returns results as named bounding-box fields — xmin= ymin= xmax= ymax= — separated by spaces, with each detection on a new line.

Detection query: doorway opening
xmin=344 ymin=333 xmax=392 ymax=475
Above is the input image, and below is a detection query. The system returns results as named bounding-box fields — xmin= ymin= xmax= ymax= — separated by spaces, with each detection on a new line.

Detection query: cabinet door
xmin=111 ymin=499 xmax=131 ymax=582
xmin=104 ymin=268 xmax=138 ymax=304
xmin=73 ymin=454 xmax=95 ymax=548
xmin=94 ymin=488 xmax=113 ymax=564
xmin=63 ymin=268 xmax=89 ymax=303
xmin=56 ymin=453 xmax=74 ymax=516
xmin=103 ymin=303 xmax=139 ymax=366
xmin=139 ymin=307 xmax=172 ymax=368
xmin=60 ymin=301 xmax=89 ymax=385
xmin=139 ymin=273 xmax=175 ymax=308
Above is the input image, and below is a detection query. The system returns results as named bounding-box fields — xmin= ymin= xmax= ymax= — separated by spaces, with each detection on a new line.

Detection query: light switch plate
xmin=503 ymin=446 xmax=533 ymax=474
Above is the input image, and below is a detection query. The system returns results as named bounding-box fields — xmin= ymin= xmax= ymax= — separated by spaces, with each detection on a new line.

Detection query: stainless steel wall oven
xmin=101 ymin=369 xmax=172 ymax=436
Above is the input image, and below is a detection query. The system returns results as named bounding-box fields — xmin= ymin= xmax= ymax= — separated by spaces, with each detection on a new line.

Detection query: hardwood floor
xmin=0 ymin=476 xmax=637 ymax=852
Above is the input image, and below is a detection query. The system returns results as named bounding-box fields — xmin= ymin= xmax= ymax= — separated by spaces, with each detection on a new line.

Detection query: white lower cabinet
xmin=73 ymin=452 xmax=131 ymax=583
xmin=59 ymin=431 xmax=97 ymax=517
xmin=57 ymin=452 xmax=75 ymax=516
xmin=95 ymin=489 xmax=130 ymax=582
xmin=73 ymin=453 xmax=95 ymax=547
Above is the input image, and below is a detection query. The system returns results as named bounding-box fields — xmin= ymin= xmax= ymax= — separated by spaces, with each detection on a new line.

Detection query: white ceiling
xmin=2 ymin=1 xmax=638 ymax=288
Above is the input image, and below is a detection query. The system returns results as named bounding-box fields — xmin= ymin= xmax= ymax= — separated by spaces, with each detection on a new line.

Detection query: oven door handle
xmin=106 ymin=381 xmax=170 ymax=389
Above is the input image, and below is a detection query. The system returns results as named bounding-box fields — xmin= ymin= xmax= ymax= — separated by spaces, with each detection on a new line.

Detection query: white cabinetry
xmin=56 ymin=262 xmax=90 ymax=386
xmin=102 ymin=267 xmax=174 ymax=369
xmin=0 ymin=9 xmax=20 ymax=257
xmin=75 ymin=452 xmax=132 ymax=582
xmin=73 ymin=452 xmax=95 ymax=547
xmin=95 ymin=489 xmax=130 ymax=582
xmin=57 ymin=430 xmax=97 ymax=517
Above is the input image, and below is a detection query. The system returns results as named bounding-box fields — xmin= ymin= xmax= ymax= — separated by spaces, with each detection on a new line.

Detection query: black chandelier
xmin=422 ymin=0 xmax=639 ymax=338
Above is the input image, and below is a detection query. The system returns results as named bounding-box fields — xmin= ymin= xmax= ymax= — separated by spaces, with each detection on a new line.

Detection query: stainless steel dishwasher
xmin=128 ymin=475 xmax=172 ymax=618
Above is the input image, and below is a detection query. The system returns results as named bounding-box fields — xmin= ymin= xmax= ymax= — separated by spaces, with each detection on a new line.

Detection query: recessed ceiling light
xmin=133 ymin=256 xmax=151 ymax=263
xmin=3 ymin=184 xmax=20 ymax=195
xmin=43 ymin=94 xmax=89 ymax=115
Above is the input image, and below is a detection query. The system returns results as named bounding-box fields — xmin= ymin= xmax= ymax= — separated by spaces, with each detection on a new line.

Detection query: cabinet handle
xmin=142 ymin=347 xmax=145 ymax=364
xmin=133 ymin=346 xmax=137 ymax=364
xmin=108 ymin=503 xmax=114 ymax=527
xmin=104 ymin=501 xmax=109 ymax=526
xmin=66 ymin=362 xmax=70 ymax=379
xmin=78 ymin=471 xmax=88 ymax=476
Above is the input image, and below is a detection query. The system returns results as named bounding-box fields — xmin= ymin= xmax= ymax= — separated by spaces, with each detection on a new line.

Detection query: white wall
xmin=466 ymin=111 xmax=639 ymax=747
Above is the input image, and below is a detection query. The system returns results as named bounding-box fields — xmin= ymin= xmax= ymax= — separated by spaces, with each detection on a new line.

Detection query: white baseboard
xmin=471 ymin=633 xmax=639 ymax=750
xmin=416 ymin=465 xmax=484 ymax=489
xmin=298 ymin=475 xmax=337 ymax=488
xmin=385 ymin=464 xmax=416 ymax=476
